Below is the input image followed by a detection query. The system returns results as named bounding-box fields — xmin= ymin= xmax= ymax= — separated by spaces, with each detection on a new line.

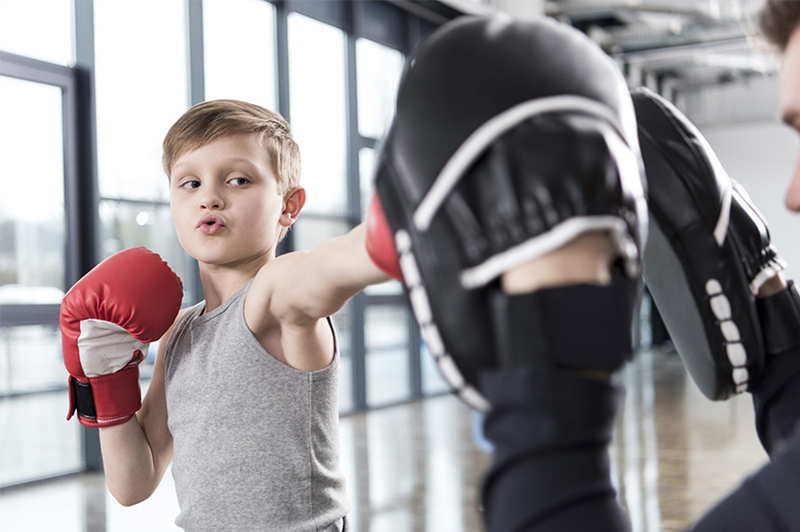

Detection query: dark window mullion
xmin=73 ymin=0 xmax=103 ymax=473
xmin=99 ymin=196 xmax=170 ymax=207
xmin=275 ymin=1 xmax=294 ymax=255
xmin=283 ymin=0 xmax=351 ymax=33
xmin=0 ymin=51 xmax=73 ymax=85
xmin=185 ymin=0 xmax=205 ymax=302
xmin=344 ymin=30 xmax=369 ymax=411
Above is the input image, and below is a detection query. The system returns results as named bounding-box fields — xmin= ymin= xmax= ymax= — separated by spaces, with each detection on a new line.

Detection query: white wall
xmin=700 ymin=120 xmax=800 ymax=281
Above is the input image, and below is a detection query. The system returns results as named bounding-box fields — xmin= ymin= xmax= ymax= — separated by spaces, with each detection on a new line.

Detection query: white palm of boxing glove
xmin=77 ymin=319 xmax=149 ymax=375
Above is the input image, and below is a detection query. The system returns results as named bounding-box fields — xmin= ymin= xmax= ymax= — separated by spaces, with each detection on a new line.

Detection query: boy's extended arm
xmin=99 ymin=323 xmax=175 ymax=506
xmin=273 ymin=223 xmax=392 ymax=322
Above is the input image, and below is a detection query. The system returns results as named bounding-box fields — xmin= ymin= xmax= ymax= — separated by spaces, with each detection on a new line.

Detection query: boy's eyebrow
xmin=171 ymin=161 xmax=189 ymax=174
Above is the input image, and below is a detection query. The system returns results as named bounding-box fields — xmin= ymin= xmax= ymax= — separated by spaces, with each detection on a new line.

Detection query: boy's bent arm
xmin=100 ymin=318 xmax=176 ymax=506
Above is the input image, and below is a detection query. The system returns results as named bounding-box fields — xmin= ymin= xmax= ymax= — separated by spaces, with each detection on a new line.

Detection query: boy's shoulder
xmin=251 ymin=250 xmax=310 ymax=291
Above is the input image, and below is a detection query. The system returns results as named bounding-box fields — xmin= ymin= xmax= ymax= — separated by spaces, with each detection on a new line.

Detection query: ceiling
xmin=546 ymin=0 xmax=778 ymax=92
xmin=439 ymin=0 xmax=782 ymax=124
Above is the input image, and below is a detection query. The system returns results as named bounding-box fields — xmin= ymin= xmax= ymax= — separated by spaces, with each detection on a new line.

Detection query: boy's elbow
xmin=113 ymin=491 xmax=150 ymax=507
xmin=108 ymin=483 xmax=154 ymax=507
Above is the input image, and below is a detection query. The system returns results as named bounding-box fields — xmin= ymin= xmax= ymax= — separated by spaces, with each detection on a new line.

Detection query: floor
xmin=1 ymin=349 xmax=769 ymax=532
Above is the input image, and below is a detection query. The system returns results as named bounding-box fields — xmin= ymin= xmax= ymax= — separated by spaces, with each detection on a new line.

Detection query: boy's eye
xmin=180 ymin=180 xmax=200 ymax=189
xmin=230 ymin=177 xmax=250 ymax=186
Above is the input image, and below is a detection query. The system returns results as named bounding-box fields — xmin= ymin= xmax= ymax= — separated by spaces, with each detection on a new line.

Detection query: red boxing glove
xmin=60 ymin=247 xmax=183 ymax=427
xmin=365 ymin=193 xmax=403 ymax=281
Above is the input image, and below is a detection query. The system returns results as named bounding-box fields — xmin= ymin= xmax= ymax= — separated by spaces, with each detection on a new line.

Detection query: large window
xmin=366 ymin=306 xmax=411 ymax=406
xmin=94 ymin=0 xmax=188 ymax=204
xmin=0 ymin=70 xmax=79 ymax=486
xmin=0 ymin=0 xmax=73 ymax=66
xmin=288 ymin=13 xmax=349 ymax=217
xmin=203 ymin=0 xmax=277 ymax=109
xmin=0 ymin=78 xmax=67 ymax=302
xmin=355 ymin=37 xmax=404 ymax=140
xmin=93 ymin=0 xmax=192 ymax=299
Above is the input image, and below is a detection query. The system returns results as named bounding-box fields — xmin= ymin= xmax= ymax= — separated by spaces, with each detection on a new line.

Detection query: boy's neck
xmin=198 ymin=255 xmax=270 ymax=312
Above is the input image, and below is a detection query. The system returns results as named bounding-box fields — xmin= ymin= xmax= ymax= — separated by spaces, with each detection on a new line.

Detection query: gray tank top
xmin=164 ymin=281 xmax=349 ymax=532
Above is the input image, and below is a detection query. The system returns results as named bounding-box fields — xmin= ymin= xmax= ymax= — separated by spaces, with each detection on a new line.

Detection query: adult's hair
xmin=759 ymin=0 xmax=800 ymax=51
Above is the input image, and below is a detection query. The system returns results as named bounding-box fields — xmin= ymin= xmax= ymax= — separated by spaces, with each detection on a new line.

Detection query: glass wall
xmin=288 ymin=13 xmax=349 ymax=217
xmin=355 ymin=37 xmax=404 ymax=141
xmin=365 ymin=306 xmax=411 ymax=405
xmin=93 ymin=0 xmax=189 ymax=278
xmin=0 ymin=78 xmax=67 ymax=301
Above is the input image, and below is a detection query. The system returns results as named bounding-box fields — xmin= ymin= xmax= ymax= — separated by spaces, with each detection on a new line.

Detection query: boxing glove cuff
xmin=67 ymin=355 xmax=143 ymax=428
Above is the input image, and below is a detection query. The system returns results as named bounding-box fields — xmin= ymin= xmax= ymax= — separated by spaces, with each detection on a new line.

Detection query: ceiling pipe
xmin=545 ymin=1 xmax=755 ymax=24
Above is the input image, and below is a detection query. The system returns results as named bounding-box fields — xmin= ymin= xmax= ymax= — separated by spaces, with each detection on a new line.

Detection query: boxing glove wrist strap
xmin=68 ymin=360 xmax=143 ymax=428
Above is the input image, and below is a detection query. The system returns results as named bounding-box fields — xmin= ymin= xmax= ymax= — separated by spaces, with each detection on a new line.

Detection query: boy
xmin=60 ymin=100 xmax=392 ymax=531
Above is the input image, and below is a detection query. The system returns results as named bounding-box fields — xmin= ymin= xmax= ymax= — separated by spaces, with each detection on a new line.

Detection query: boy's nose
xmin=200 ymin=188 xmax=225 ymax=210
xmin=785 ymin=157 xmax=800 ymax=212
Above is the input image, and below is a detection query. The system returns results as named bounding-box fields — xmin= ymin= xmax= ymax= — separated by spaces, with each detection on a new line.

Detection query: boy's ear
xmin=280 ymin=186 xmax=306 ymax=227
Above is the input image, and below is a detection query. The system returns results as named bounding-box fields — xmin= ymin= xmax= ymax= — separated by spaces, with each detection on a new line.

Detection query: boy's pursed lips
xmin=197 ymin=214 xmax=225 ymax=235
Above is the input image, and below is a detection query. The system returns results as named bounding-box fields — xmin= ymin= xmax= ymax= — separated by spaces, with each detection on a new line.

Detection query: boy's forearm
xmin=295 ymin=223 xmax=392 ymax=318
xmin=333 ymin=223 xmax=392 ymax=288
xmin=306 ymin=223 xmax=391 ymax=290
xmin=99 ymin=417 xmax=166 ymax=506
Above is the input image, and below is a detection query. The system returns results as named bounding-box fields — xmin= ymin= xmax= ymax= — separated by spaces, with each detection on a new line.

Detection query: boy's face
xmin=169 ymin=133 xmax=298 ymax=267
xmin=780 ymin=24 xmax=800 ymax=212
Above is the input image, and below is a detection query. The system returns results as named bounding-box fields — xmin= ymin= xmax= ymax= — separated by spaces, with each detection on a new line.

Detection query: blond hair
xmin=163 ymin=99 xmax=301 ymax=195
